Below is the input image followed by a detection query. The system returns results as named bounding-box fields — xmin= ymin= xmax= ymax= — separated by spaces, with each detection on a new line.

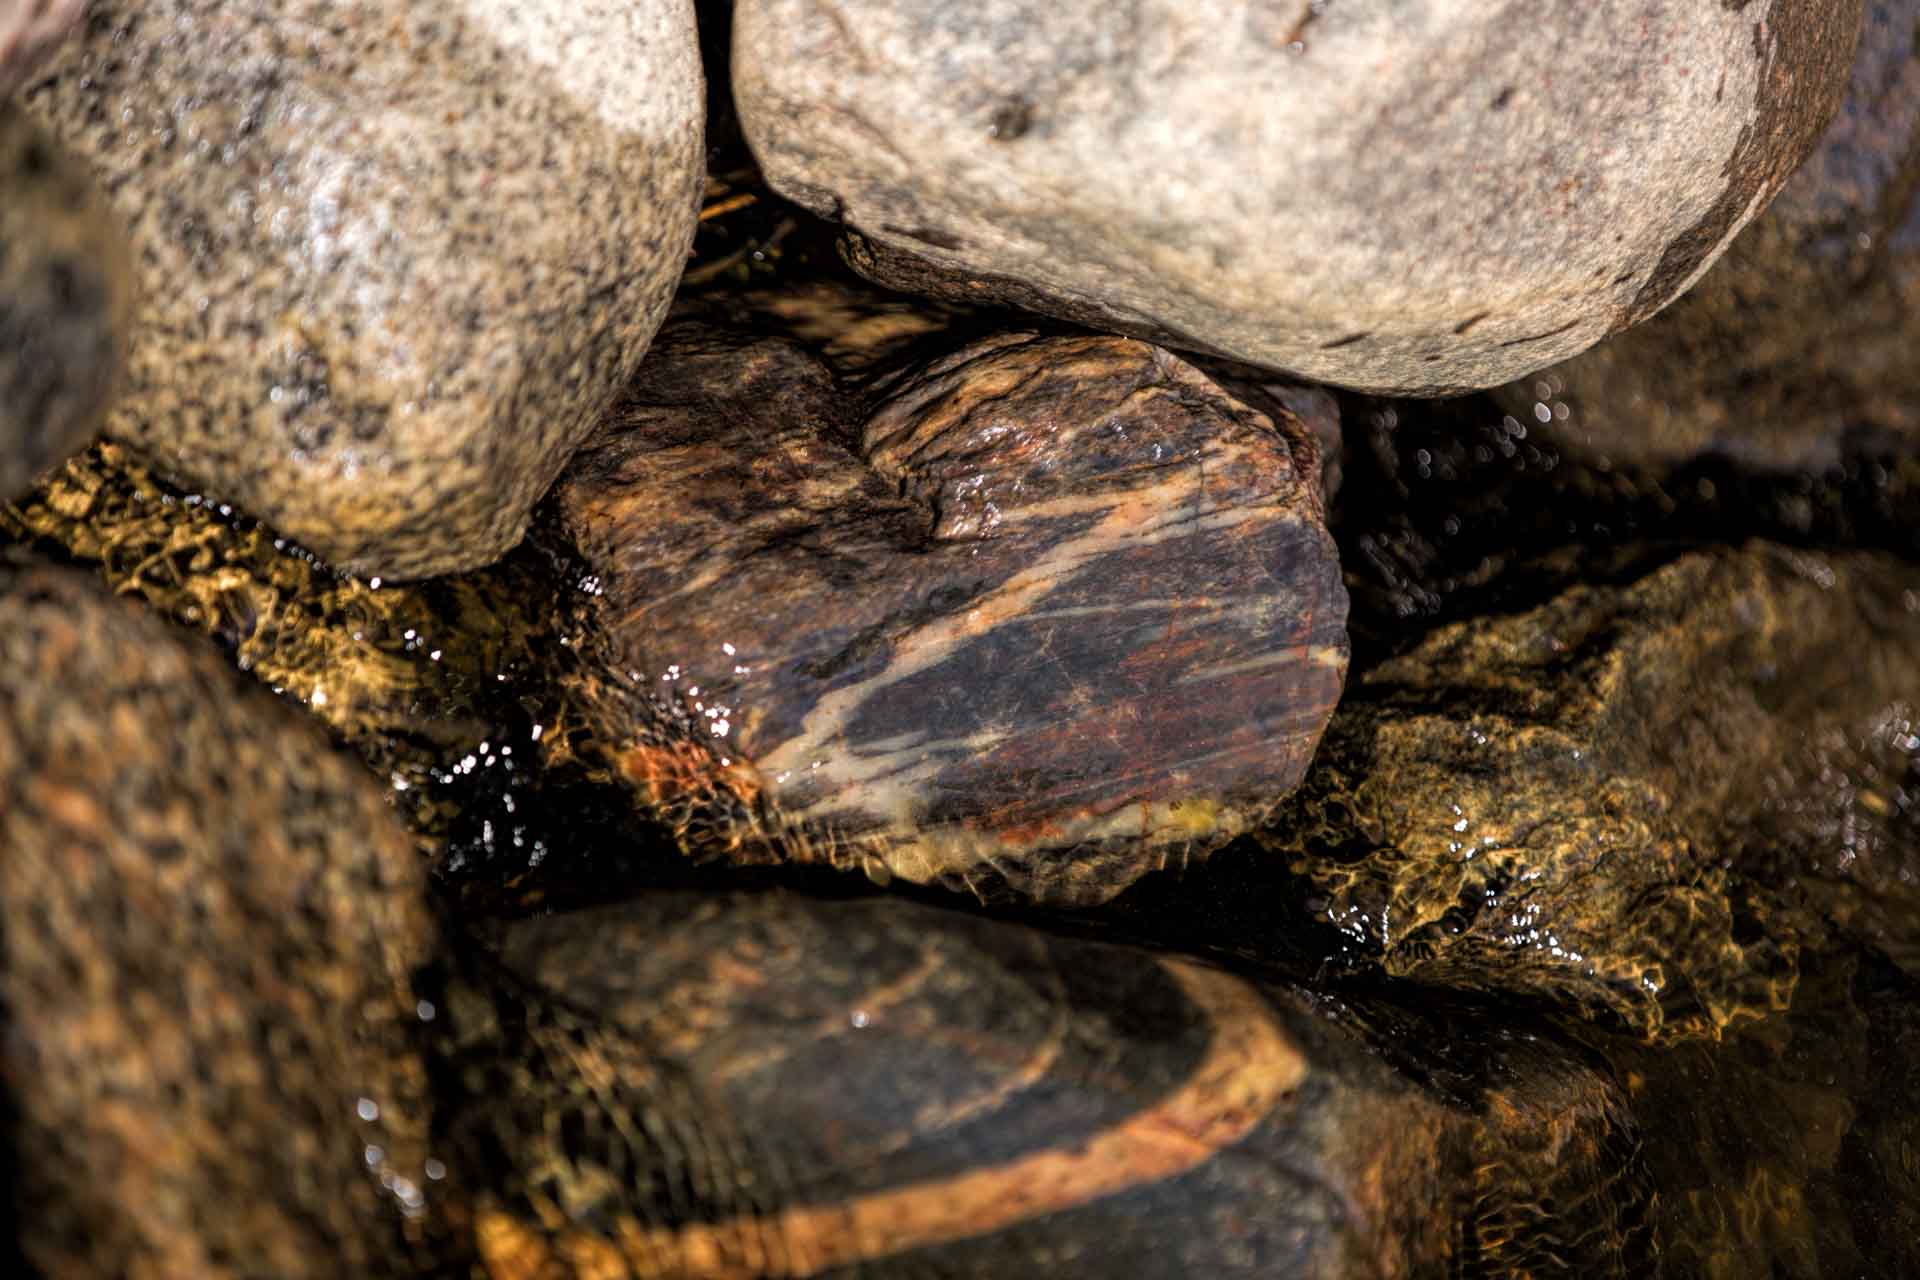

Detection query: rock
xmin=2 ymin=442 xmax=595 ymax=844
xmin=0 ymin=103 xmax=131 ymax=500
xmin=0 ymin=553 xmax=440 ymax=1275
xmin=0 ymin=0 xmax=83 ymax=96
xmin=1599 ymin=950 xmax=1920 ymax=1277
xmin=734 ymin=0 xmax=1860 ymax=394
xmin=548 ymin=304 xmax=1347 ymax=906
xmin=18 ymin=0 xmax=704 ymax=579
xmin=1260 ymin=544 xmax=1920 ymax=1039
xmin=433 ymin=888 xmax=1651 ymax=1278
xmin=1493 ymin=0 xmax=1920 ymax=469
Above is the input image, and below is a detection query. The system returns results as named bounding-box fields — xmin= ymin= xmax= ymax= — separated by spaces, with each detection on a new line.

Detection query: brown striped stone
xmin=550 ymin=310 xmax=1347 ymax=904
xmin=433 ymin=889 xmax=1650 ymax=1279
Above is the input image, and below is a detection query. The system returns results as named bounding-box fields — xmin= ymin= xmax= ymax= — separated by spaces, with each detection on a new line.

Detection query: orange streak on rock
xmin=582 ymin=956 xmax=1305 ymax=1277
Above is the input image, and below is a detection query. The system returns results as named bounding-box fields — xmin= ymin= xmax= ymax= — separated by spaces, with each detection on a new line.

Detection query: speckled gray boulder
xmin=1493 ymin=0 xmax=1920 ymax=470
xmin=0 ymin=102 xmax=131 ymax=500
xmin=735 ymin=0 xmax=1859 ymax=395
xmin=20 ymin=0 xmax=703 ymax=579
xmin=0 ymin=0 xmax=83 ymax=96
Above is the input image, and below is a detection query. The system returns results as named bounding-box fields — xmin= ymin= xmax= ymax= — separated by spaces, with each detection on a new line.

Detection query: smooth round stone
xmin=734 ymin=0 xmax=1860 ymax=394
xmin=552 ymin=312 xmax=1348 ymax=906
xmin=0 ymin=103 xmax=132 ymax=500
xmin=0 ymin=554 xmax=438 ymax=1276
xmin=19 ymin=0 xmax=704 ymax=579
xmin=437 ymin=889 xmax=1647 ymax=1277
xmin=1493 ymin=0 xmax=1920 ymax=469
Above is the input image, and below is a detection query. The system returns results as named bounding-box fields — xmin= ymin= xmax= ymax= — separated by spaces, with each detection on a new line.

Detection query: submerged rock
xmin=433 ymin=888 xmax=1650 ymax=1279
xmin=0 ymin=554 xmax=439 ymax=1276
xmin=1493 ymin=0 xmax=1920 ymax=469
xmin=736 ymin=0 xmax=1859 ymax=393
xmin=1261 ymin=544 xmax=1920 ymax=1039
xmin=1600 ymin=950 xmax=1920 ymax=1277
xmin=548 ymin=308 xmax=1347 ymax=905
xmin=0 ymin=442 xmax=588 ymax=842
xmin=18 ymin=0 xmax=704 ymax=579
xmin=0 ymin=103 xmax=131 ymax=500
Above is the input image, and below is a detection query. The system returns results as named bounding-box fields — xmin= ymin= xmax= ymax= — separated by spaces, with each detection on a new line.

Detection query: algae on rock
xmin=1262 ymin=543 xmax=1920 ymax=1040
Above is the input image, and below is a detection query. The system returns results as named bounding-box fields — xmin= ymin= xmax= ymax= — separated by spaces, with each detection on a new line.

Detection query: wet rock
xmin=0 ymin=442 xmax=592 ymax=844
xmin=0 ymin=553 xmax=440 ymax=1275
xmin=0 ymin=0 xmax=82 ymax=96
xmin=0 ymin=103 xmax=131 ymax=500
xmin=735 ymin=0 xmax=1859 ymax=394
xmin=1600 ymin=950 xmax=1920 ymax=1277
xmin=18 ymin=0 xmax=704 ymax=579
xmin=1493 ymin=0 xmax=1920 ymax=469
xmin=1261 ymin=544 xmax=1920 ymax=1039
xmin=548 ymin=308 xmax=1347 ymax=906
xmin=433 ymin=888 xmax=1650 ymax=1279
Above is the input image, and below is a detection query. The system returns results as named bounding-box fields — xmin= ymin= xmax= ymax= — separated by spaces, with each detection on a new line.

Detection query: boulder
xmin=434 ymin=888 xmax=1651 ymax=1278
xmin=1495 ymin=0 xmax=1920 ymax=469
xmin=0 ymin=0 xmax=82 ymax=95
xmin=0 ymin=553 xmax=439 ymax=1276
xmin=19 ymin=0 xmax=704 ymax=579
xmin=735 ymin=0 xmax=1859 ymax=394
xmin=0 ymin=103 xmax=131 ymax=500
xmin=548 ymin=302 xmax=1347 ymax=905
xmin=1261 ymin=544 xmax=1920 ymax=1039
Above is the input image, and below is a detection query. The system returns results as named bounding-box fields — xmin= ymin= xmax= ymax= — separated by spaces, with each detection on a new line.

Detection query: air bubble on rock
xmin=356 ymin=1097 xmax=380 ymax=1122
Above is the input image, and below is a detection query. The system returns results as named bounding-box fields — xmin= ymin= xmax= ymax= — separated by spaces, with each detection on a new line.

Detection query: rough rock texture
xmin=1261 ymin=544 xmax=1920 ymax=1040
xmin=18 ymin=0 xmax=704 ymax=579
xmin=735 ymin=0 xmax=1859 ymax=394
xmin=1 ymin=442 xmax=592 ymax=842
xmin=1494 ymin=0 xmax=1920 ymax=468
xmin=0 ymin=554 xmax=440 ymax=1276
xmin=0 ymin=0 xmax=82 ymax=95
xmin=433 ymin=889 xmax=1650 ymax=1279
xmin=0 ymin=103 xmax=131 ymax=500
xmin=549 ymin=307 xmax=1347 ymax=905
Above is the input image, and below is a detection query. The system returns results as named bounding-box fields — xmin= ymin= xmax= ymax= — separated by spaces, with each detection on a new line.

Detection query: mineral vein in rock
xmin=554 ymin=316 xmax=1348 ymax=903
